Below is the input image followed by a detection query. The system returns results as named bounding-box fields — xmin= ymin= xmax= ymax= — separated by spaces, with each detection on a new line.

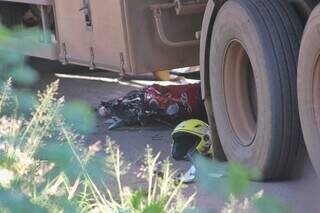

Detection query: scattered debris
xmin=105 ymin=117 xmax=125 ymax=130
xmin=207 ymin=173 xmax=225 ymax=178
xmin=176 ymin=165 xmax=196 ymax=184
xmin=98 ymin=83 xmax=205 ymax=129
xmin=98 ymin=84 xmax=221 ymax=184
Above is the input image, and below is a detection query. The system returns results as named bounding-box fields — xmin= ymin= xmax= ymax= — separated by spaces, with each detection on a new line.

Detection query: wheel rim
xmin=223 ymin=40 xmax=258 ymax=146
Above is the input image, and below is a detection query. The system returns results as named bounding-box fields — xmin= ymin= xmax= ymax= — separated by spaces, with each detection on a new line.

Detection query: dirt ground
xmin=30 ymin=58 xmax=320 ymax=212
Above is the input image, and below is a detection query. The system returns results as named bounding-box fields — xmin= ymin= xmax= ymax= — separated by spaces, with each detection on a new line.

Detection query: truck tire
xmin=298 ymin=4 xmax=320 ymax=176
xmin=0 ymin=2 xmax=26 ymax=27
xmin=204 ymin=98 xmax=227 ymax=160
xmin=210 ymin=0 xmax=303 ymax=180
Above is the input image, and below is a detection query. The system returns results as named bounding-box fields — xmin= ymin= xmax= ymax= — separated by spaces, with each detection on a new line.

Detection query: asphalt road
xmin=30 ymin=58 xmax=320 ymax=213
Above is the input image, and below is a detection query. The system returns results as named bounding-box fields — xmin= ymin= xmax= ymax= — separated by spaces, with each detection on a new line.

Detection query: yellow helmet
xmin=171 ymin=119 xmax=213 ymax=160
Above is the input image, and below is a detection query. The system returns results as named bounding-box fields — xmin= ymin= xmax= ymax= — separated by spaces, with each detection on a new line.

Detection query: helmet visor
xmin=172 ymin=132 xmax=201 ymax=160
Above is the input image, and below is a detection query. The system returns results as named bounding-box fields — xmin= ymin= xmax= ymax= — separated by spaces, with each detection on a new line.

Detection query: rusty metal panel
xmin=54 ymin=0 xmax=92 ymax=66
xmin=122 ymin=0 xmax=203 ymax=74
xmin=1 ymin=0 xmax=202 ymax=74
xmin=53 ymin=0 xmax=202 ymax=74
xmin=90 ymin=0 xmax=130 ymax=73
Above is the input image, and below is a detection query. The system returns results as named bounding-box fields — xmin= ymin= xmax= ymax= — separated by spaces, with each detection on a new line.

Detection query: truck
xmin=0 ymin=0 xmax=319 ymax=181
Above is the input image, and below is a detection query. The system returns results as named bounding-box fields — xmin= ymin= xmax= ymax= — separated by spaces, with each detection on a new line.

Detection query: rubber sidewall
xmin=210 ymin=0 xmax=303 ymax=179
xmin=298 ymin=4 xmax=320 ymax=176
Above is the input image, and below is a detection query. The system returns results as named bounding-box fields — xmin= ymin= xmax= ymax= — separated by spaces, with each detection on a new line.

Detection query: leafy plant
xmin=0 ymin=77 xmax=195 ymax=212
xmin=194 ymin=154 xmax=289 ymax=213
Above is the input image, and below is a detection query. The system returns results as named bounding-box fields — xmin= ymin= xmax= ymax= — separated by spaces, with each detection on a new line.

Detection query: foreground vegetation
xmin=0 ymin=78 xmax=196 ymax=212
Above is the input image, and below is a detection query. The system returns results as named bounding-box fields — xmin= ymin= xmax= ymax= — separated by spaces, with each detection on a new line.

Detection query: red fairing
xmin=144 ymin=84 xmax=202 ymax=118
